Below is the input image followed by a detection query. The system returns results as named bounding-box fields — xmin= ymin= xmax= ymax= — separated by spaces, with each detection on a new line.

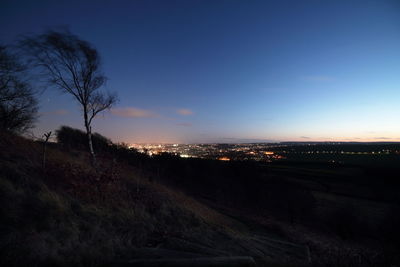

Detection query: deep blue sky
xmin=1 ymin=0 xmax=399 ymax=143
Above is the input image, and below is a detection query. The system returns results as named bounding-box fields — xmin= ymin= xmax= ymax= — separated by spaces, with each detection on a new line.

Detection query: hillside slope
xmin=0 ymin=132 xmax=309 ymax=267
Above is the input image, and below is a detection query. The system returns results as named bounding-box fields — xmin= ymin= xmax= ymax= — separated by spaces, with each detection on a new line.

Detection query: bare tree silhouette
xmin=42 ymin=131 xmax=52 ymax=171
xmin=21 ymin=30 xmax=117 ymax=166
xmin=0 ymin=46 xmax=38 ymax=133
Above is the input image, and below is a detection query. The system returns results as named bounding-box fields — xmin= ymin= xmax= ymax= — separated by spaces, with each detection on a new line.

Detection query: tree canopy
xmin=0 ymin=46 xmax=38 ymax=133
xmin=21 ymin=30 xmax=117 ymax=165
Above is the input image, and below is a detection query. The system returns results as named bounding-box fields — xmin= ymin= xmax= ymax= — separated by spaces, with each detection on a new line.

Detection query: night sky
xmin=1 ymin=0 xmax=399 ymax=143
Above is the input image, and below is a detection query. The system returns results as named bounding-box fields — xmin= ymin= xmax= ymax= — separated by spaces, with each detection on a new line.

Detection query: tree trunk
xmin=42 ymin=141 xmax=47 ymax=170
xmin=84 ymin=109 xmax=96 ymax=167
xmin=87 ymin=127 xmax=97 ymax=166
xmin=42 ymin=131 xmax=52 ymax=172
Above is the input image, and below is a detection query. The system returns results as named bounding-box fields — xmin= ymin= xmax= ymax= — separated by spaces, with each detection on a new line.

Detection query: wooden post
xmin=42 ymin=131 xmax=52 ymax=172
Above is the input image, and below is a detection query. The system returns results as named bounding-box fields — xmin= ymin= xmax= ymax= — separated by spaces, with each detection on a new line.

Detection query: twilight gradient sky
xmin=1 ymin=0 xmax=400 ymax=143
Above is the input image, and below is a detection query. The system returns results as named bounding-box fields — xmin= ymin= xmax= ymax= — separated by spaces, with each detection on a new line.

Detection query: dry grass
xmin=2 ymin=132 xmax=397 ymax=267
xmin=0 ymin=132 xmax=242 ymax=267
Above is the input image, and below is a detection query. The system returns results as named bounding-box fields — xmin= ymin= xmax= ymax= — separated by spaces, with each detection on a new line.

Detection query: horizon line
xmin=128 ymin=140 xmax=400 ymax=145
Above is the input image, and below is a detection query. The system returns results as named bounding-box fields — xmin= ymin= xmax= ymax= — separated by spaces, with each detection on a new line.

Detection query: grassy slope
xmin=0 ymin=132 xmax=307 ymax=267
xmin=3 ymin=132 xmax=398 ymax=267
xmin=0 ymin=132 xmax=216 ymax=266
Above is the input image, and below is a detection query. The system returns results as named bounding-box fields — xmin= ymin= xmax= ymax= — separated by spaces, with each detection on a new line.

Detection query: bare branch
xmin=19 ymin=30 xmax=117 ymax=165
xmin=0 ymin=46 xmax=38 ymax=133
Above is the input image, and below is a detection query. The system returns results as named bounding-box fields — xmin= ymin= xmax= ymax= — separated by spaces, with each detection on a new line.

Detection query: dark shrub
xmin=56 ymin=126 xmax=111 ymax=152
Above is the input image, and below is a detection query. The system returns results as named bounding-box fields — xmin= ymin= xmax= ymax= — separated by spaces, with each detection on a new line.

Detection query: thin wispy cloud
xmin=374 ymin=137 xmax=392 ymax=140
xmin=300 ymin=136 xmax=310 ymax=139
xmin=302 ymin=75 xmax=335 ymax=82
xmin=111 ymin=107 xmax=157 ymax=118
xmin=40 ymin=109 xmax=69 ymax=116
xmin=177 ymin=108 xmax=193 ymax=116
xmin=221 ymin=137 xmax=274 ymax=143
xmin=176 ymin=122 xmax=192 ymax=127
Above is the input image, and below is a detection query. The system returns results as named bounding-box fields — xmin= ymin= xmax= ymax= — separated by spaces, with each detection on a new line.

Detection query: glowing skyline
xmin=1 ymin=0 xmax=399 ymax=143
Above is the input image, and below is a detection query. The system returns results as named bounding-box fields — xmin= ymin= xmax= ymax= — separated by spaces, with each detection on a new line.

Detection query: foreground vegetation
xmin=1 ymin=128 xmax=399 ymax=266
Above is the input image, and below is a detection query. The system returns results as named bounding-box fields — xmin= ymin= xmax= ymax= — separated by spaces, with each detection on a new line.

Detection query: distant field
xmin=277 ymin=153 xmax=400 ymax=168
xmin=261 ymin=157 xmax=400 ymax=242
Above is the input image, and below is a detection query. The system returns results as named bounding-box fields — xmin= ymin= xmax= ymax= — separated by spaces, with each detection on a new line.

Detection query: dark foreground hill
xmin=0 ymin=130 xmax=399 ymax=266
xmin=0 ymin=131 xmax=312 ymax=267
